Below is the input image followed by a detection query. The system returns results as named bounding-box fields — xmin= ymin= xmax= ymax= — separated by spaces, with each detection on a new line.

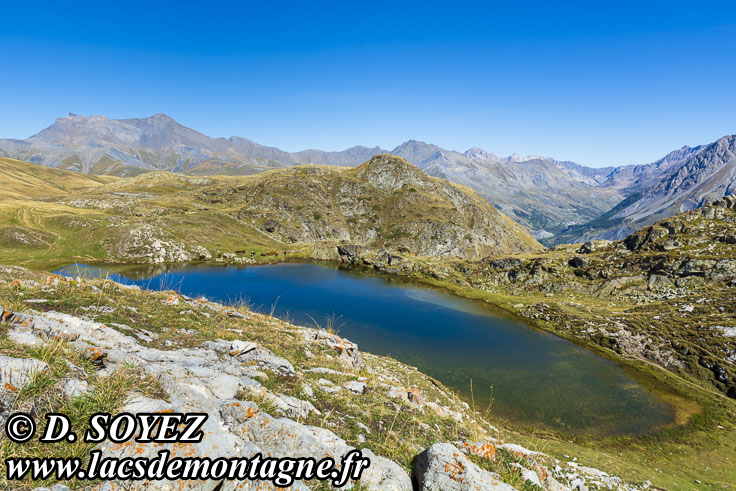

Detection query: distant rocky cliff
xmin=558 ymin=135 xmax=736 ymax=243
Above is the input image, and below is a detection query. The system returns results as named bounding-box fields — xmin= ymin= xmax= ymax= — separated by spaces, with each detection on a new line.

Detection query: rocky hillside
xmin=0 ymin=265 xmax=644 ymax=490
xmin=0 ymin=156 xmax=541 ymax=269
xmin=196 ymin=155 xmax=542 ymax=259
xmin=618 ymin=135 xmax=736 ymax=220
xmin=600 ymin=145 xmax=705 ymax=192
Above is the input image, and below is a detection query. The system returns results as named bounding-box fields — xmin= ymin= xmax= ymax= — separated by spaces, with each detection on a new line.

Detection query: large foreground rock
xmin=231 ymin=407 xmax=411 ymax=490
xmin=413 ymin=443 xmax=517 ymax=490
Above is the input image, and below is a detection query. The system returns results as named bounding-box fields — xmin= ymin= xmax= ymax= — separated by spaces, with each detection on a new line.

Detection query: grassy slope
xmin=0 ymin=157 xmax=115 ymax=199
xmin=0 ymin=158 xmax=120 ymax=267
xmin=0 ymin=166 xmax=290 ymax=270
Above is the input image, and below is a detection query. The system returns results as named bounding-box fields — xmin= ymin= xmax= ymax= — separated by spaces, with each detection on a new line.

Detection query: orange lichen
xmin=460 ymin=441 xmax=496 ymax=461
xmin=387 ymin=385 xmax=426 ymax=408
xmin=4 ymin=382 xmax=18 ymax=392
xmin=87 ymin=347 xmax=106 ymax=362
xmin=407 ymin=387 xmax=424 ymax=406
xmin=171 ymin=441 xmax=197 ymax=458
xmin=444 ymin=456 xmax=467 ymax=483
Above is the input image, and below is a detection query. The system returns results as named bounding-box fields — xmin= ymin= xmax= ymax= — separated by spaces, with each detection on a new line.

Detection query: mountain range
xmin=1 ymin=113 xmax=734 ymax=245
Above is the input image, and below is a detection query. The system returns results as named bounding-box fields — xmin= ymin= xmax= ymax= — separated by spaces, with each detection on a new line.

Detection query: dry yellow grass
xmin=0 ymin=157 xmax=116 ymax=201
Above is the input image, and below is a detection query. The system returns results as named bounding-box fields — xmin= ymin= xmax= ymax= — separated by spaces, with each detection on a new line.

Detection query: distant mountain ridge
xmin=1 ymin=113 xmax=734 ymax=245
xmin=555 ymin=135 xmax=736 ymax=243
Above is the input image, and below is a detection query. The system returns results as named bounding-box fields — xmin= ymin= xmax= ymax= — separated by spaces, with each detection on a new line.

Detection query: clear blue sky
xmin=1 ymin=1 xmax=734 ymax=167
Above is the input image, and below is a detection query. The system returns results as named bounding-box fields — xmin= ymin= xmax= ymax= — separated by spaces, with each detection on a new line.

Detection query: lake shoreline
xmin=54 ymin=258 xmax=688 ymax=439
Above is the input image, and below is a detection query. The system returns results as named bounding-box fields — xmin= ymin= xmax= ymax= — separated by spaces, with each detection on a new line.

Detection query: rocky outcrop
xmin=106 ymin=223 xmax=212 ymax=263
xmin=624 ymin=195 xmax=736 ymax=252
xmin=413 ymin=443 xmax=515 ymax=490
xmin=468 ymin=196 xmax=736 ymax=292
xmin=216 ymin=155 xmax=543 ymax=260
xmin=0 ymin=304 xmax=409 ymax=490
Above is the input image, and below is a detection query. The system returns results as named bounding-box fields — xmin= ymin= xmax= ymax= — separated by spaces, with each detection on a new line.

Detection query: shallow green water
xmin=57 ymin=261 xmax=674 ymax=435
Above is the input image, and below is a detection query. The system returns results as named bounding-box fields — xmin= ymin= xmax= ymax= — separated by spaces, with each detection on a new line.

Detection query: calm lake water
xmin=57 ymin=261 xmax=674 ymax=435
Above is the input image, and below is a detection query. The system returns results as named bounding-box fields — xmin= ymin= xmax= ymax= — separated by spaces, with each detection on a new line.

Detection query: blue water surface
xmin=57 ymin=262 xmax=674 ymax=435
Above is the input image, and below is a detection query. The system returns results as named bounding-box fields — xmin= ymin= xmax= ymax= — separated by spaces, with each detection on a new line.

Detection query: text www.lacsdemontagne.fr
xmin=7 ymin=449 xmax=371 ymax=487
xmin=4 ymin=412 xmax=371 ymax=488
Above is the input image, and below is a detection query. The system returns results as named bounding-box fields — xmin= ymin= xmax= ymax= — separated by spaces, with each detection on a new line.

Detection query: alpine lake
xmin=56 ymin=261 xmax=676 ymax=436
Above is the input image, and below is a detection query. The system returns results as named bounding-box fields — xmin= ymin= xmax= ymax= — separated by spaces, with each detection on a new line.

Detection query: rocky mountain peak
xmin=366 ymin=153 xmax=420 ymax=168
xmin=353 ymin=154 xmax=425 ymax=190
xmin=714 ymin=134 xmax=736 ymax=150
xmin=390 ymin=140 xmax=443 ymax=164
xmin=137 ymin=113 xmax=180 ymax=127
xmin=26 ymin=113 xmax=219 ymax=156
xmin=58 ymin=113 xmax=108 ymax=122
xmin=463 ymin=147 xmax=498 ymax=161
